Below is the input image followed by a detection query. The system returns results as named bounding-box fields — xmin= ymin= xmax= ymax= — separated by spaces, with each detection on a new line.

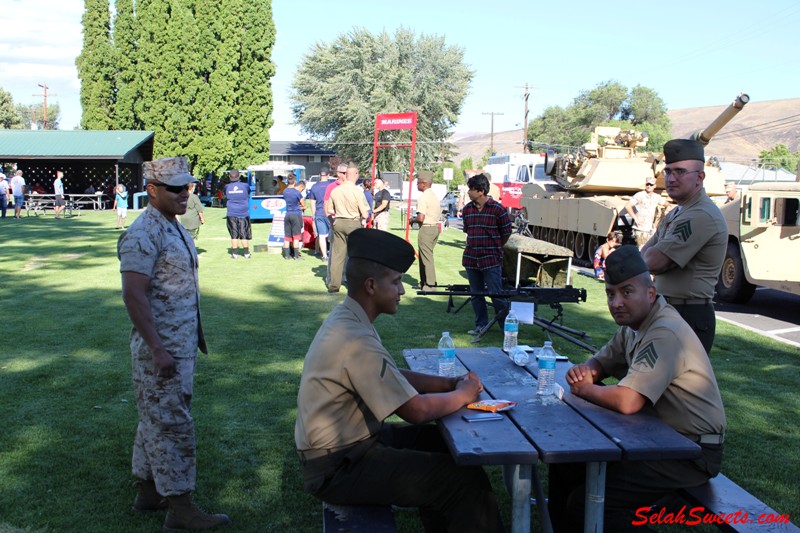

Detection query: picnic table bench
xmin=677 ymin=474 xmax=798 ymax=532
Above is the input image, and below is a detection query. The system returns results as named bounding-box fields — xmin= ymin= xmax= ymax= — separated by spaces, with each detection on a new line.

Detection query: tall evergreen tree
xmin=76 ymin=0 xmax=116 ymax=129
xmin=233 ymin=0 xmax=275 ymax=169
xmin=77 ymin=0 xmax=276 ymax=175
xmin=112 ymin=0 xmax=138 ymax=129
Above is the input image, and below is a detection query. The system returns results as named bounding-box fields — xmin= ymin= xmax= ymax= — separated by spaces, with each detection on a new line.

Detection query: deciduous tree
xmin=527 ymin=81 xmax=671 ymax=152
xmin=759 ymin=144 xmax=800 ymax=173
xmin=0 ymin=88 xmax=23 ymax=129
xmin=291 ymin=27 xmax=472 ymax=173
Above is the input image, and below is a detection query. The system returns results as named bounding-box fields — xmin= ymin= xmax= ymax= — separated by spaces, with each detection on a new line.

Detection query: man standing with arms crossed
xmin=642 ymin=139 xmax=727 ymax=354
xmin=623 ymin=176 xmax=667 ymax=246
xmin=409 ymin=176 xmax=440 ymax=290
xmin=118 ymin=156 xmax=230 ymax=531
xmin=461 ymin=174 xmax=512 ymax=342
xmin=327 ymin=165 xmax=370 ymax=293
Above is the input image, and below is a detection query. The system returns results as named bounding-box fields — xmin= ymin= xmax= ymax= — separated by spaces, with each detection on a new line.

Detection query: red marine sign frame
xmin=370 ymin=112 xmax=418 ymax=241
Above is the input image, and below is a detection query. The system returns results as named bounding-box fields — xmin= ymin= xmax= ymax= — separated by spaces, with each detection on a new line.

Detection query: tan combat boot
xmin=163 ymin=492 xmax=231 ymax=531
xmin=132 ymin=479 xmax=168 ymax=512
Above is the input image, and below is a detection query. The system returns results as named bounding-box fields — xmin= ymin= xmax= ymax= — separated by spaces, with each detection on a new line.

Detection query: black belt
xmin=686 ymin=433 xmax=724 ymax=445
xmin=297 ymin=437 xmax=376 ymax=464
xmin=665 ymin=297 xmax=712 ymax=306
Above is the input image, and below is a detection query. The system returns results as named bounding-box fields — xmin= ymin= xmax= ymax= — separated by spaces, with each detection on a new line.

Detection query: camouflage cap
xmin=663 ymin=139 xmax=705 ymax=164
xmin=143 ymin=156 xmax=198 ymax=186
xmin=604 ymin=245 xmax=649 ymax=285
xmin=347 ymin=228 xmax=415 ymax=273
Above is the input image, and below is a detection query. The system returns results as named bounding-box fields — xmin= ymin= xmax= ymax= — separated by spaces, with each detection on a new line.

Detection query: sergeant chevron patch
xmin=671 ymin=220 xmax=692 ymax=242
xmin=632 ymin=342 xmax=659 ymax=372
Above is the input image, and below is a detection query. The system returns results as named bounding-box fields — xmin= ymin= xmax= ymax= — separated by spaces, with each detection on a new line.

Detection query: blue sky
xmin=2 ymin=0 xmax=799 ymax=138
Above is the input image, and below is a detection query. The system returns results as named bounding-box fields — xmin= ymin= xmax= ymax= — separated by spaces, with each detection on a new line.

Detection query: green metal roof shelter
xmin=0 ymin=130 xmax=155 ymax=201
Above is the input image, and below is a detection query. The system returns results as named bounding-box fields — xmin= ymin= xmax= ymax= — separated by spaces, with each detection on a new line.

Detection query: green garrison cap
xmin=347 ymin=228 xmax=416 ymax=273
xmin=663 ymin=139 xmax=705 ymax=164
xmin=604 ymin=245 xmax=649 ymax=285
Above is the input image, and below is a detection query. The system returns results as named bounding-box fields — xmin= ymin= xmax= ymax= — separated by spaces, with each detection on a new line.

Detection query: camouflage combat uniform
xmin=118 ymin=205 xmax=205 ymax=497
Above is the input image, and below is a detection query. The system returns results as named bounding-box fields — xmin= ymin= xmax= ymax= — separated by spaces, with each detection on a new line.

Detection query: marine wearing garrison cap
xmin=555 ymin=226 xmax=726 ymax=532
xmin=347 ymin=228 xmax=416 ymax=273
xmin=603 ymin=245 xmax=649 ymax=285
xmin=643 ymin=136 xmax=726 ymax=354
xmin=663 ymin=139 xmax=705 ymax=164
xmin=296 ymin=221 xmax=502 ymax=531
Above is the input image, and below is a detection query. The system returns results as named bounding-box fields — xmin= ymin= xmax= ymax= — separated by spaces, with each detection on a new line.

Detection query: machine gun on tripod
xmin=417 ymin=284 xmax=597 ymax=353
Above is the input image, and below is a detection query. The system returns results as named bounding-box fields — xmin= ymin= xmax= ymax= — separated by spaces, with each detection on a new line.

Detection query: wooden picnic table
xmin=24 ymin=194 xmax=58 ymax=216
xmin=68 ymin=193 xmax=106 ymax=210
xmin=403 ymin=347 xmax=701 ymax=533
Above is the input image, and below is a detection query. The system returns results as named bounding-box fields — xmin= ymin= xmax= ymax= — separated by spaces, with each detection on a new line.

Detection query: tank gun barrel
xmin=691 ymin=93 xmax=750 ymax=146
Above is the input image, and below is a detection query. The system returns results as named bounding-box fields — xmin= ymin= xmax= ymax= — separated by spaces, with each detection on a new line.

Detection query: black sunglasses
xmin=151 ymin=183 xmax=191 ymax=194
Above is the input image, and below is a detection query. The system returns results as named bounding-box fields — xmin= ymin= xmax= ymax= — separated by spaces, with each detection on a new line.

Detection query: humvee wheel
xmin=715 ymin=241 xmax=756 ymax=303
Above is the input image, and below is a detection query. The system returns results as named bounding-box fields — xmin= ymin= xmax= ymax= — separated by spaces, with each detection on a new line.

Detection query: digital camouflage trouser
xmin=131 ymin=354 xmax=196 ymax=497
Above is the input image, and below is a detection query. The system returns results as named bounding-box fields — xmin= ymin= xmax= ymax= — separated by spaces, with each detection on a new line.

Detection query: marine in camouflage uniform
xmin=119 ymin=156 xmax=229 ymax=530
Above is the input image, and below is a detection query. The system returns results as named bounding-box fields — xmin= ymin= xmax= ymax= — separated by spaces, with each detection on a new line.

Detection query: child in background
xmin=113 ymin=184 xmax=128 ymax=229
xmin=593 ymin=231 xmax=622 ymax=280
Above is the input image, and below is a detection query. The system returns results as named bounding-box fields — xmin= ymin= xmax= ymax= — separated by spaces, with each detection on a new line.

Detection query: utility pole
xmin=33 ymin=83 xmax=56 ymax=129
xmin=482 ymin=111 xmax=504 ymax=155
xmin=515 ymin=83 xmax=532 ymax=153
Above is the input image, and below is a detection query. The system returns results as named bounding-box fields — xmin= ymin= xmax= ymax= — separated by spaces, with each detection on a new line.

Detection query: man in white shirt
xmin=624 ymin=177 xmax=667 ymax=245
xmin=10 ymin=170 xmax=26 ymax=219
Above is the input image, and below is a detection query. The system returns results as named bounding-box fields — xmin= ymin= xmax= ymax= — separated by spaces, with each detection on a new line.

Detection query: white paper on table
xmin=509 ymin=301 xmax=535 ymax=325
xmin=553 ymin=383 xmax=565 ymax=401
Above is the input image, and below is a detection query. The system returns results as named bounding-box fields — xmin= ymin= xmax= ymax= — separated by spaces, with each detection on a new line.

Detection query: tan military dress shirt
xmin=593 ymin=296 xmax=726 ymax=438
xmin=647 ymin=188 xmax=727 ymax=299
xmin=295 ymin=297 xmax=417 ymax=451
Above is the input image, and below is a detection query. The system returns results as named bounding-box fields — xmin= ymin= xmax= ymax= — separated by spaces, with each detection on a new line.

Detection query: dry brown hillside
xmin=451 ymin=97 xmax=800 ymax=164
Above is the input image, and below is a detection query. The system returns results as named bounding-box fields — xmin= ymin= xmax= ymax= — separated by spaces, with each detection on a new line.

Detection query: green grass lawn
xmin=0 ymin=207 xmax=797 ymax=532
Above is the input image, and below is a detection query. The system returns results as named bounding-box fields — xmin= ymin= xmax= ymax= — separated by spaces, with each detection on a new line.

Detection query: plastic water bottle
xmin=537 ymin=341 xmax=557 ymax=396
xmin=503 ymin=310 xmax=519 ymax=351
xmin=438 ymin=331 xmax=457 ymax=377
xmin=511 ymin=346 xmax=530 ymax=366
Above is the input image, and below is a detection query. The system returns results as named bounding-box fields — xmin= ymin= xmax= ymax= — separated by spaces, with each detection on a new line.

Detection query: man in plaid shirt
xmin=461 ymin=174 xmax=512 ymax=342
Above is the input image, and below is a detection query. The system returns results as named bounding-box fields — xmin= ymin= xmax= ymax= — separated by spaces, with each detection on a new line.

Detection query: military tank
xmin=518 ymin=93 xmax=750 ymax=265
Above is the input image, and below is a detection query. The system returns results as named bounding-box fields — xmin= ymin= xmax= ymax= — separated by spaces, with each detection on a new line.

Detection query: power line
xmin=716 ymin=113 xmax=800 ymax=137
